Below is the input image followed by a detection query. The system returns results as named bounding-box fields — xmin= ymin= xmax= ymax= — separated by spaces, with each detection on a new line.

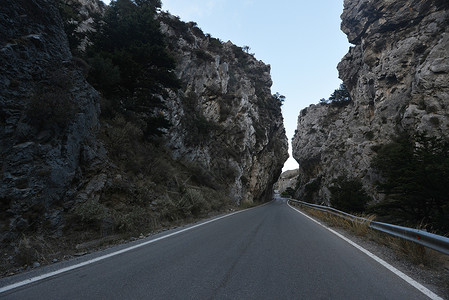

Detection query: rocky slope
xmin=0 ymin=0 xmax=287 ymax=272
xmin=292 ymin=0 xmax=449 ymax=203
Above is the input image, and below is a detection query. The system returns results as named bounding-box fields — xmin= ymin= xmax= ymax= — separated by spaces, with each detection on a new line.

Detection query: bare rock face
xmin=292 ymin=0 xmax=449 ymax=203
xmin=275 ymin=169 xmax=299 ymax=194
xmin=0 ymin=0 xmax=104 ymax=239
xmin=60 ymin=0 xmax=105 ymax=52
xmin=160 ymin=15 xmax=288 ymax=204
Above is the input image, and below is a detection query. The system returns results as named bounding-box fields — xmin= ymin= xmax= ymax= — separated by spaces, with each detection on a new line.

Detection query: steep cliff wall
xmin=160 ymin=15 xmax=288 ymax=204
xmin=0 ymin=0 xmax=287 ymax=272
xmin=0 ymin=0 xmax=104 ymax=241
xmin=292 ymin=0 xmax=449 ymax=203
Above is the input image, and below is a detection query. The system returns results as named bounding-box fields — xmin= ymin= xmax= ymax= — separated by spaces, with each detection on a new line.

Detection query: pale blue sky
xmin=101 ymin=0 xmax=350 ymax=171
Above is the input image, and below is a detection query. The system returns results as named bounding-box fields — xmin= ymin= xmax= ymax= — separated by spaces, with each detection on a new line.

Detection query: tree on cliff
xmin=86 ymin=0 xmax=179 ymax=137
xmin=372 ymin=134 xmax=449 ymax=234
xmin=273 ymin=92 xmax=285 ymax=106
xmin=320 ymin=83 xmax=351 ymax=106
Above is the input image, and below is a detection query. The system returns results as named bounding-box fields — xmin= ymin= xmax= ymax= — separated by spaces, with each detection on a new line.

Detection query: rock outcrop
xmin=0 ymin=0 xmax=288 ymax=258
xmin=0 ymin=0 xmax=104 ymax=240
xmin=274 ymin=169 xmax=299 ymax=194
xmin=60 ymin=0 xmax=105 ymax=52
xmin=160 ymin=14 xmax=288 ymax=204
xmin=292 ymin=0 xmax=449 ymax=203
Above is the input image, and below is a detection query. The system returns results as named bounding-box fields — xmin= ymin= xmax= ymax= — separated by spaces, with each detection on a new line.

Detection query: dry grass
xmin=303 ymin=207 xmax=374 ymax=237
xmin=240 ymin=200 xmax=259 ymax=209
xmin=293 ymin=203 xmax=447 ymax=267
xmin=369 ymin=230 xmax=444 ymax=267
xmin=1 ymin=234 xmax=61 ymax=273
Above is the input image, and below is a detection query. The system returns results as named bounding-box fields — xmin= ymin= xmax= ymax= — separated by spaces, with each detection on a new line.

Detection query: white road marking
xmin=0 ymin=206 xmax=258 ymax=294
xmin=288 ymin=202 xmax=443 ymax=300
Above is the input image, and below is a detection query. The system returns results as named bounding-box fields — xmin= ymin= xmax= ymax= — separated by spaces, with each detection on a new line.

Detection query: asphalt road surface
xmin=0 ymin=196 xmax=437 ymax=299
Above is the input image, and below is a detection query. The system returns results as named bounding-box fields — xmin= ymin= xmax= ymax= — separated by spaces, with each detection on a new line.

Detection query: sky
xmin=101 ymin=0 xmax=351 ymax=172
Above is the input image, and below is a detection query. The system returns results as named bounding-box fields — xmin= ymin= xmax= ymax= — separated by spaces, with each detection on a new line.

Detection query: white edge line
xmin=0 ymin=205 xmax=261 ymax=294
xmin=287 ymin=202 xmax=443 ymax=300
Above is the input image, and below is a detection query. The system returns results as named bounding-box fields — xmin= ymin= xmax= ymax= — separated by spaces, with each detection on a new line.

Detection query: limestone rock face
xmin=292 ymin=0 xmax=449 ymax=203
xmin=160 ymin=15 xmax=289 ymax=204
xmin=275 ymin=169 xmax=299 ymax=194
xmin=0 ymin=0 xmax=104 ymax=237
xmin=0 ymin=0 xmax=288 ymax=244
xmin=60 ymin=0 xmax=105 ymax=51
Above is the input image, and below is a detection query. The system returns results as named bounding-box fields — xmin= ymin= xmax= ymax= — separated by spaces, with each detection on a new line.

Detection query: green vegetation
xmin=281 ymin=187 xmax=295 ymax=198
xmin=320 ymin=83 xmax=352 ymax=106
xmin=54 ymin=0 xmax=235 ymax=242
xmin=27 ymin=66 xmax=78 ymax=130
xmin=231 ymin=44 xmax=249 ymax=63
xmin=329 ymin=176 xmax=370 ymax=214
xmin=180 ymin=93 xmax=221 ymax=145
xmin=207 ymin=35 xmax=224 ymax=52
xmin=272 ymin=92 xmax=285 ymax=107
xmin=71 ymin=115 xmax=233 ymax=235
xmin=372 ymin=133 xmax=449 ymax=234
xmin=85 ymin=0 xmax=180 ymax=138
xmin=302 ymin=176 xmax=322 ymax=203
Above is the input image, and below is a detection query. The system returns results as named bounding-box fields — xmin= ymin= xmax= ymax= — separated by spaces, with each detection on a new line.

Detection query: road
xmin=0 ymin=197 xmax=436 ymax=299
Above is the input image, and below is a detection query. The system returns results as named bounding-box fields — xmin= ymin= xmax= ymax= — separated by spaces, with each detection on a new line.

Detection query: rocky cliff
xmin=160 ymin=14 xmax=288 ymax=204
xmin=0 ymin=0 xmax=105 ymax=239
xmin=274 ymin=169 xmax=299 ymax=194
xmin=292 ymin=0 xmax=449 ymax=203
xmin=0 ymin=0 xmax=287 ymax=272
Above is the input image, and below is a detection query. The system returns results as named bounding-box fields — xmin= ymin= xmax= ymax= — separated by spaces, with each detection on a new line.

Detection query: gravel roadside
xmin=300 ymin=207 xmax=449 ymax=299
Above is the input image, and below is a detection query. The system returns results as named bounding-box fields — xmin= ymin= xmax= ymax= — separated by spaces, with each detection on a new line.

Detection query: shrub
xmin=58 ymin=1 xmax=84 ymax=53
xmin=230 ymin=44 xmax=248 ymax=63
xmin=105 ymin=116 xmax=143 ymax=158
xmin=329 ymin=176 xmax=370 ymax=213
xmin=27 ymin=89 xmax=77 ymax=130
xmin=372 ymin=133 xmax=449 ymax=234
xmin=27 ymin=67 xmax=78 ymax=130
xmin=184 ymin=162 xmax=220 ymax=190
xmin=87 ymin=55 xmax=120 ymax=94
xmin=113 ymin=207 xmax=151 ymax=233
xmin=193 ymin=49 xmax=214 ymax=62
xmin=86 ymin=0 xmax=178 ymax=137
xmin=272 ymin=92 xmax=285 ymax=107
xmin=73 ymin=198 xmax=110 ymax=227
xmin=320 ymin=83 xmax=352 ymax=106
xmin=281 ymin=187 xmax=295 ymax=198
xmin=303 ymin=176 xmax=322 ymax=203
xmin=184 ymin=188 xmax=211 ymax=217
xmin=160 ymin=13 xmax=189 ymax=36
xmin=15 ymin=235 xmax=54 ymax=267
xmin=207 ymin=36 xmax=223 ymax=51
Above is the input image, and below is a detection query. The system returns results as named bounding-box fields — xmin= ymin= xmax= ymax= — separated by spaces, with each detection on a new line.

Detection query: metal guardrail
xmin=288 ymin=198 xmax=449 ymax=256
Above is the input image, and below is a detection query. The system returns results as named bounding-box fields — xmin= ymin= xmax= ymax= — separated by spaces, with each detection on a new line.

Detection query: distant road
xmin=0 ymin=196 xmax=437 ymax=299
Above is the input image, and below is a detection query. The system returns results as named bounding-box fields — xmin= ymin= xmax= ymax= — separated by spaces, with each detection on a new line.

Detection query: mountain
xmin=0 ymin=0 xmax=288 ymax=273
